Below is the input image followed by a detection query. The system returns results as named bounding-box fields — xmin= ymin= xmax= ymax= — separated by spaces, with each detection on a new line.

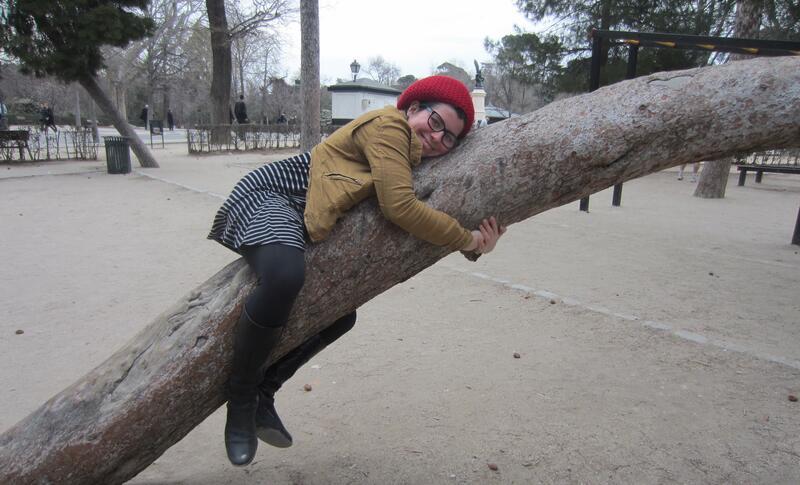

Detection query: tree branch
xmin=0 ymin=56 xmax=798 ymax=485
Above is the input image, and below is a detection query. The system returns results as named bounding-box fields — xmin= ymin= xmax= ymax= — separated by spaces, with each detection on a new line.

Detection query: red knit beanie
xmin=397 ymin=75 xmax=474 ymax=138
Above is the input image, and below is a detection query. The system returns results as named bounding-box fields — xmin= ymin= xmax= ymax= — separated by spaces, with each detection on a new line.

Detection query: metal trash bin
xmin=103 ymin=136 xmax=131 ymax=174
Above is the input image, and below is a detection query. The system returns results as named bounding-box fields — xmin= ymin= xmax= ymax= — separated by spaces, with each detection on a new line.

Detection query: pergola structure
xmin=578 ymin=29 xmax=800 ymax=213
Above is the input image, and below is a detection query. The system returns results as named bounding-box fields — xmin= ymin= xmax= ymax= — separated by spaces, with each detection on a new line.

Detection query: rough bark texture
xmin=1 ymin=57 xmax=799 ymax=485
xmin=79 ymin=75 xmax=159 ymax=168
xmin=206 ymin=0 xmax=232 ymax=143
xmin=300 ymin=0 xmax=320 ymax=152
xmin=694 ymin=0 xmax=763 ymax=198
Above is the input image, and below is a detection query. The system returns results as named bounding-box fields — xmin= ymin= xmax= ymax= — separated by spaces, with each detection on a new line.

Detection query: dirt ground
xmin=1 ymin=145 xmax=798 ymax=484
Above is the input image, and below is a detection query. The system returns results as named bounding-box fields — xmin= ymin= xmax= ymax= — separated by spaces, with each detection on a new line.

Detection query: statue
xmin=474 ymin=60 xmax=484 ymax=89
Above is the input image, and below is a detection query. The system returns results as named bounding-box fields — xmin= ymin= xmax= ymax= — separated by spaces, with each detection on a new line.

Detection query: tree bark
xmin=300 ymin=0 xmax=320 ymax=152
xmin=206 ymin=0 xmax=232 ymax=144
xmin=1 ymin=57 xmax=798 ymax=485
xmin=694 ymin=0 xmax=763 ymax=198
xmin=79 ymin=74 xmax=159 ymax=168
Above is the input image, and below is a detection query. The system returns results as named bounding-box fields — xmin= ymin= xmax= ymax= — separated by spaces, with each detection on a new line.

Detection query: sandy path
xmin=1 ymin=148 xmax=798 ymax=484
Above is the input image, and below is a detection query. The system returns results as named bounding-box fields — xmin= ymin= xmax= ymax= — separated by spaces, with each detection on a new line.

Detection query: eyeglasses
xmin=424 ymin=106 xmax=459 ymax=150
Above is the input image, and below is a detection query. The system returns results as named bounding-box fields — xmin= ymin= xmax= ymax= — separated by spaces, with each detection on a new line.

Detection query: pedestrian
xmin=276 ymin=112 xmax=287 ymax=124
xmin=678 ymin=162 xmax=701 ymax=182
xmin=0 ymin=94 xmax=8 ymax=130
xmin=40 ymin=103 xmax=57 ymax=132
xmin=139 ymin=104 xmax=149 ymax=131
xmin=208 ymin=76 xmax=506 ymax=467
xmin=167 ymin=109 xmax=175 ymax=131
xmin=234 ymin=94 xmax=248 ymax=124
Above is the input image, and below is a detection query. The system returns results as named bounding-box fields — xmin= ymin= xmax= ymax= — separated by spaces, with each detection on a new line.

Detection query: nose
xmin=430 ymin=130 xmax=445 ymax=145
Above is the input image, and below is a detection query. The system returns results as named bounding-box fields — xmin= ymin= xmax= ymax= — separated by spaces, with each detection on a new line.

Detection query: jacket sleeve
xmin=353 ymin=116 xmax=472 ymax=251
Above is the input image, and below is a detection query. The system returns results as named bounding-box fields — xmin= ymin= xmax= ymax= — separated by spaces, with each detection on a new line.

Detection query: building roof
xmin=485 ymin=104 xmax=516 ymax=120
xmin=328 ymin=78 xmax=401 ymax=95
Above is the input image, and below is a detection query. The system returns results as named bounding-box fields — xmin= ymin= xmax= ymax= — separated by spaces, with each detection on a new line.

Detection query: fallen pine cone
xmin=513 ymin=352 xmax=521 ymax=359
xmin=487 ymin=463 xmax=498 ymax=471
xmin=303 ymin=384 xmax=313 ymax=392
xmin=789 ymin=394 xmax=797 ymax=402
xmin=15 ymin=329 xmax=24 ymax=335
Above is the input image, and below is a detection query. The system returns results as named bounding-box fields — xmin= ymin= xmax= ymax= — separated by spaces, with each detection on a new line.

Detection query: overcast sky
xmin=275 ymin=0 xmax=540 ymax=83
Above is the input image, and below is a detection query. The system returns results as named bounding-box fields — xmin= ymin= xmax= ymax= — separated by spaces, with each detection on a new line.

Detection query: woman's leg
xmin=225 ymin=244 xmax=305 ymax=466
xmin=256 ymin=311 xmax=358 ymax=447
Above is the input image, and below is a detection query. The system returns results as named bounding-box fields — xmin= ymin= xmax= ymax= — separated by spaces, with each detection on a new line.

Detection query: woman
xmin=209 ymin=76 xmax=506 ymax=466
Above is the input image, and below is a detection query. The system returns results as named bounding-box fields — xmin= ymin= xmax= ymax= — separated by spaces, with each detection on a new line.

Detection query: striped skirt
xmin=208 ymin=152 xmax=311 ymax=252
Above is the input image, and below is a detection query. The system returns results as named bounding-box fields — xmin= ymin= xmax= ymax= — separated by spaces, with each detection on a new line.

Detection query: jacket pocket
xmin=323 ymin=172 xmax=363 ymax=186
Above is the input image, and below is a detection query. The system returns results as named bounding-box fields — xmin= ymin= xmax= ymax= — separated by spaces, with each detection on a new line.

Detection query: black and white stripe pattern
xmin=208 ymin=152 xmax=311 ymax=251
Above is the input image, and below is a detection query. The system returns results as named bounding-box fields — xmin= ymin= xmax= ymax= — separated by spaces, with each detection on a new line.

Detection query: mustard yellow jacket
xmin=305 ymin=106 xmax=472 ymax=251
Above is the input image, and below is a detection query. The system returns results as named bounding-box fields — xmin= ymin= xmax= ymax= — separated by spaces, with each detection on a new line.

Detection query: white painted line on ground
xmin=441 ymin=264 xmax=800 ymax=371
xmin=132 ymin=169 xmax=226 ymax=200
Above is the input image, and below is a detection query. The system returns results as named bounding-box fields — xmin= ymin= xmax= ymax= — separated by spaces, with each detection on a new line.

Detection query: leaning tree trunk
xmin=300 ymin=0 xmax=320 ymax=152
xmin=79 ymin=74 xmax=159 ymax=168
xmin=694 ymin=0 xmax=763 ymax=198
xmin=206 ymin=0 xmax=232 ymax=145
xmin=1 ymin=57 xmax=798 ymax=485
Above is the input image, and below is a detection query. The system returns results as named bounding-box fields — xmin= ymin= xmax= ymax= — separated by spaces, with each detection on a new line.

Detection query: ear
xmin=406 ymin=100 xmax=421 ymax=114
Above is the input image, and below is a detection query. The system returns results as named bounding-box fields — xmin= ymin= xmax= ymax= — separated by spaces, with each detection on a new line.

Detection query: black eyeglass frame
xmin=422 ymin=105 xmax=459 ymax=150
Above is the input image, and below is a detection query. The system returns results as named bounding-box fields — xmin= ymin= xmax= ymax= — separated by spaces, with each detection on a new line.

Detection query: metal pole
xmin=793 ymin=204 xmax=800 ymax=246
xmin=612 ymin=45 xmax=639 ymax=207
xmin=581 ymin=31 xmax=603 ymax=212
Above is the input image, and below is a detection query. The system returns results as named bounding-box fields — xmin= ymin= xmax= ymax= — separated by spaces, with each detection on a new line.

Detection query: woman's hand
xmin=464 ymin=216 xmax=507 ymax=254
xmin=477 ymin=216 xmax=506 ymax=254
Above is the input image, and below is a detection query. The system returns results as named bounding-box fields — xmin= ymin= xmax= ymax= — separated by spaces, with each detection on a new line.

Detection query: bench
xmin=0 ymin=130 xmax=31 ymax=160
xmin=737 ymin=163 xmax=800 ymax=186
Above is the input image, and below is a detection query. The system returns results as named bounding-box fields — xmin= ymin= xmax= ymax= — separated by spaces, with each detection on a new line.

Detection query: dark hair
xmin=239 ymin=94 xmax=244 ymax=100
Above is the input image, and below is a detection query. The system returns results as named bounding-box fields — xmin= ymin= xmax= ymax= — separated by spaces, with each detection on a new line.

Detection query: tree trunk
xmin=74 ymin=87 xmax=81 ymax=128
xmin=79 ymin=75 xmax=159 ymax=168
xmin=206 ymin=0 xmax=232 ymax=144
xmin=300 ymin=0 xmax=320 ymax=152
xmin=694 ymin=0 xmax=763 ymax=198
xmin=1 ymin=57 xmax=798 ymax=485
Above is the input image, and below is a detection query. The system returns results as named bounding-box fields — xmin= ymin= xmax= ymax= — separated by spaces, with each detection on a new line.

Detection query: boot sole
xmin=256 ymin=427 xmax=293 ymax=448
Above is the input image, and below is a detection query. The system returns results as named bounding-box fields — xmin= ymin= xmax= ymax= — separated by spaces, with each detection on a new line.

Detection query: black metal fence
xmin=0 ymin=126 xmax=98 ymax=162
xmin=186 ymin=124 xmax=338 ymax=154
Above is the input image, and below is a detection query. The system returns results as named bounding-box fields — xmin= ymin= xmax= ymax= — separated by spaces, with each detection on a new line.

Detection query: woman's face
xmin=406 ymin=102 xmax=464 ymax=158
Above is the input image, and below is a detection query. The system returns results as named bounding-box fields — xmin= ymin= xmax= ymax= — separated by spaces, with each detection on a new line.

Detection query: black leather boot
xmin=255 ymin=334 xmax=325 ymax=447
xmin=255 ymin=311 xmax=357 ymax=448
xmin=225 ymin=308 xmax=283 ymax=466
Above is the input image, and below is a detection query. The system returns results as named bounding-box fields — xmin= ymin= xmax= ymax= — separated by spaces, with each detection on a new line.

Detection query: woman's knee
xmin=244 ymin=244 xmax=306 ymax=296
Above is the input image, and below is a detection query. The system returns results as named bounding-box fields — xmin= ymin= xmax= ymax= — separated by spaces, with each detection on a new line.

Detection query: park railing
xmin=0 ymin=126 xmax=98 ymax=162
xmin=739 ymin=148 xmax=800 ymax=167
xmin=186 ymin=124 xmax=338 ymax=154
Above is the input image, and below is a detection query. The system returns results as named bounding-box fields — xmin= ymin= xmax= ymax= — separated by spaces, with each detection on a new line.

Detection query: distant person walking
xmin=678 ymin=162 xmax=701 ymax=182
xmin=0 ymin=95 xmax=8 ymax=130
xmin=234 ymin=95 xmax=248 ymax=124
xmin=139 ymin=104 xmax=149 ymax=130
xmin=276 ymin=112 xmax=287 ymax=124
xmin=167 ymin=109 xmax=175 ymax=131
xmin=40 ymin=103 xmax=56 ymax=132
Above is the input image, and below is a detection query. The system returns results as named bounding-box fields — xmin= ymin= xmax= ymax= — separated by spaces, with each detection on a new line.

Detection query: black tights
xmin=240 ymin=243 xmax=356 ymax=342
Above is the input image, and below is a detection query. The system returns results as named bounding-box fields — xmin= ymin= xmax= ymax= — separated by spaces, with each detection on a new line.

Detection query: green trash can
xmin=103 ymin=136 xmax=132 ymax=174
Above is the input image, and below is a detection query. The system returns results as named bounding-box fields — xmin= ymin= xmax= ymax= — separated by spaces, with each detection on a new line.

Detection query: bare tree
xmin=300 ymin=0 xmax=320 ymax=151
xmin=205 ymin=0 xmax=293 ymax=140
xmin=103 ymin=0 xmax=203 ymax=121
xmin=365 ymin=55 xmax=401 ymax=86
xmin=0 ymin=56 xmax=798 ymax=485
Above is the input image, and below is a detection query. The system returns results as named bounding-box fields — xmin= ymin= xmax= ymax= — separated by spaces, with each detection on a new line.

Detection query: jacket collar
xmin=403 ymin=111 xmax=423 ymax=167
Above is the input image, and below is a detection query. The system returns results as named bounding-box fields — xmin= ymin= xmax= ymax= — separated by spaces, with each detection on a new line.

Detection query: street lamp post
xmin=350 ymin=59 xmax=360 ymax=82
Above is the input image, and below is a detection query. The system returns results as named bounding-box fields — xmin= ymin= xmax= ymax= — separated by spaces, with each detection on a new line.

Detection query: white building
xmin=328 ymin=79 xmax=401 ymax=125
